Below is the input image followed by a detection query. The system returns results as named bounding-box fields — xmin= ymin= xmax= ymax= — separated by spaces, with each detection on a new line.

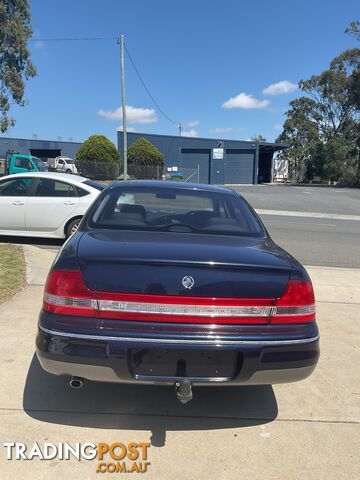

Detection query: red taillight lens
xmin=43 ymin=271 xmax=316 ymax=324
xmin=271 ymin=280 xmax=316 ymax=324
xmin=43 ymin=270 xmax=276 ymax=324
xmin=43 ymin=270 xmax=97 ymax=317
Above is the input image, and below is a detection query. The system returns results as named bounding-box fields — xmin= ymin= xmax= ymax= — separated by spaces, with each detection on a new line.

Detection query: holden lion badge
xmin=182 ymin=275 xmax=195 ymax=290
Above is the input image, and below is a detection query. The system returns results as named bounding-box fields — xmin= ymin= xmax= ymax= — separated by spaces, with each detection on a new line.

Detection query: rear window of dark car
xmin=88 ymin=186 xmax=264 ymax=237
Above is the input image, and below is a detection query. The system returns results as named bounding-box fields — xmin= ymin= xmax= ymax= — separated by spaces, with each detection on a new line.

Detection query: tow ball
xmin=175 ymin=379 xmax=193 ymax=404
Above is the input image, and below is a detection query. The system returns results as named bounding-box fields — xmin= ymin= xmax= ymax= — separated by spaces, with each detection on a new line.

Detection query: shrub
xmin=75 ymin=135 xmax=121 ymax=180
xmin=127 ymin=138 xmax=164 ymax=179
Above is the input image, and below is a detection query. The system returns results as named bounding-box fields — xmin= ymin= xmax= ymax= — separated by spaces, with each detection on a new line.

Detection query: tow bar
xmin=175 ymin=379 xmax=193 ymax=404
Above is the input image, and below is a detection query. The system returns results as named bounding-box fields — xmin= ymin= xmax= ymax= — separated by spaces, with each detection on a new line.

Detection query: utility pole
xmin=179 ymin=123 xmax=182 ymax=136
xmin=119 ymin=34 xmax=127 ymax=180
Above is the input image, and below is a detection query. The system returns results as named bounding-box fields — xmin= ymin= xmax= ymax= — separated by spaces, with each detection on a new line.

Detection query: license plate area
xmin=130 ymin=348 xmax=239 ymax=381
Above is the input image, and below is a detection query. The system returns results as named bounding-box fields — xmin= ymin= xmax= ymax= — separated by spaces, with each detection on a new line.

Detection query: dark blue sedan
xmin=36 ymin=181 xmax=319 ymax=403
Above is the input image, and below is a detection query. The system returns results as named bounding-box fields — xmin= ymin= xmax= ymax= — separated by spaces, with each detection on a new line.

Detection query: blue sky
xmin=5 ymin=0 xmax=359 ymax=144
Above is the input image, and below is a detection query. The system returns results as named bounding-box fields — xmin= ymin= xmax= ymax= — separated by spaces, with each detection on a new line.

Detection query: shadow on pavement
xmin=0 ymin=235 xmax=63 ymax=248
xmin=23 ymin=355 xmax=278 ymax=447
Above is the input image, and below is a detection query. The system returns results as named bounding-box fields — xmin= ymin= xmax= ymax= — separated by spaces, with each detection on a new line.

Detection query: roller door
xmin=223 ymin=149 xmax=254 ymax=184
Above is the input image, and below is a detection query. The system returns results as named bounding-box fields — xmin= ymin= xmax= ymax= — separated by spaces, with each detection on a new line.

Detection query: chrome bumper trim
xmin=39 ymin=325 xmax=319 ymax=346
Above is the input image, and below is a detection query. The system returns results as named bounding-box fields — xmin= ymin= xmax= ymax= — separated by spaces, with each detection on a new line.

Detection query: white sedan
xmin=0 ymin=172 xmax=104 ymax=238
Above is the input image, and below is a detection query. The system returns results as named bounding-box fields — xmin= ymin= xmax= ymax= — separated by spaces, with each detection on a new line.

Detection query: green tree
xmin=277 ymin=47 xmax=360 ymax=183
xmin=75 ymin=135 xmax=121 ymax=180
xmin=276 ymin=97 xmax=321 ymax=181
xmin=323 ymin=137 xmax=354 ymax=181
xmin=345 ymin=21 xmax=360 ymax=111
xmin=306 ymin=142 xmax=326 ymax=181
xmin=250 ymin=134 xmax=267 ymax=142
xmin=345 ymin=21 xmax=360 ymax=184
xmin=0 ymin=0 xmax=36 ymax=132
xmin=127 ymin=138 xmax=164 ymax=179
xmin=345 ymin=20 xmax=360 ymax=41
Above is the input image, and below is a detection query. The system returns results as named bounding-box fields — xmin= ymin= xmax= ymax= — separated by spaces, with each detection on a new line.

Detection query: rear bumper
xmin=36 ymin=311 xmax=320 ymax=386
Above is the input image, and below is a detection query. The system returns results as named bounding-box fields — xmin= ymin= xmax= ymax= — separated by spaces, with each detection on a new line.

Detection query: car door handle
xmin=64 ymin=201 xmax=76 ymax=205
xmin=12 ymin=200 xmax=24 ymax=206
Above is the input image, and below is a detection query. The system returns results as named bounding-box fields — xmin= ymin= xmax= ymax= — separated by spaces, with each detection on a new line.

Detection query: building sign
xmin=212 ymin=148 xmax=224 ymax=160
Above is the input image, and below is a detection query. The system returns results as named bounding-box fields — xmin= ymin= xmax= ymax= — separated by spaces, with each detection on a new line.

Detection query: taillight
xmin=271 ymin=280 xmax=316 ymax=324
xmin=43 ymin=270 xmax=276 ymax=324
xmin=43 ymin=270 xmax=97 ymax=317
xmin=43 ymin=271 xmax=316 ymax=324
xmin=96 ymin=294 xmax=275 ymax=324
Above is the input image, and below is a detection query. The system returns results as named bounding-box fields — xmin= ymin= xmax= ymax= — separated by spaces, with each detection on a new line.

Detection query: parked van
xmin=47 ymin=156 xmax=78 ymax=174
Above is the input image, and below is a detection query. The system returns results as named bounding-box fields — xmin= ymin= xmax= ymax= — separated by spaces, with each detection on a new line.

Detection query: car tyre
xmin=66 ymin=218 xmax=81 ymax=238
xmin=66 ymin=169 xmax=73 ymax=174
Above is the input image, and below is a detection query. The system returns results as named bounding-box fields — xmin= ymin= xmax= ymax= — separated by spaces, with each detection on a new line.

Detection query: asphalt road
xmin=234 ymin=184 xmax=360 ymax=268
xmin=1 ymin=185 xmax=359 ymax=268
xmin=233 ymin=184 xmax=360 ymax=215
xmin=262 ymin=215 xmax=360 ymax=268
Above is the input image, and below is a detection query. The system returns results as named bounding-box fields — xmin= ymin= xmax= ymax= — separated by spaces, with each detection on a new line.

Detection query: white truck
xmin=47 ymin=156 xmax=78 ymax=174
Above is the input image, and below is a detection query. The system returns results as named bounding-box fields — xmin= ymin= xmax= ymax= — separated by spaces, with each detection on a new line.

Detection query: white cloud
xmin=222 ymin=93 xmax=269 ymax=109
xmin=210 ymin=127 xmax=245 ymax=134
xmin=182 ymin=128 xmax=199 ymax=137
xmin=98 ymin=106 xmax=157 ymax=124
xmin=262 ymin=80 xmax=297 ymax=96
xmin=186 ymin=120 xmax=199 ymax=127
xmin=273 ymin=124 xmax=283 ymax=130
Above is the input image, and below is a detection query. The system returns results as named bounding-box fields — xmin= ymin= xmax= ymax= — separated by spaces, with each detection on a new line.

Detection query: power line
xmin=124 ymin=43 xmax=181 ymax=127
xmin=28 ymin=35 xmax=182 ymax=131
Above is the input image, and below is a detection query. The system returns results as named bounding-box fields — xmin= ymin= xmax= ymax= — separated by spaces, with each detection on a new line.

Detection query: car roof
xmin=0 ymin=172 xmax=88 ymax=185
xmin=108 ymin=180 xmax=235 ymax=194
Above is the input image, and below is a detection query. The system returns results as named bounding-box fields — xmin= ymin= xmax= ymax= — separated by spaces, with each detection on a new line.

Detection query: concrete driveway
xmin=0 ymin=245 xmax=359 ymax=479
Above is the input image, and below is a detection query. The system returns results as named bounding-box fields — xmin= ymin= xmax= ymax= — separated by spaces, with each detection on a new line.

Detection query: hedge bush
xmin=127 ymin=138 xmax=164 ymax=179
xmin=75 ymin=135 xmax=121 ymax=180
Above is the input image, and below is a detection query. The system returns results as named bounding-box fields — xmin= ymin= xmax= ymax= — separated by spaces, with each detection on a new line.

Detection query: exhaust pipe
xmin=175 ymin=379 xmax=193 ymax=404
xmin=69 ymin=376 xmax=83 ymax=389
